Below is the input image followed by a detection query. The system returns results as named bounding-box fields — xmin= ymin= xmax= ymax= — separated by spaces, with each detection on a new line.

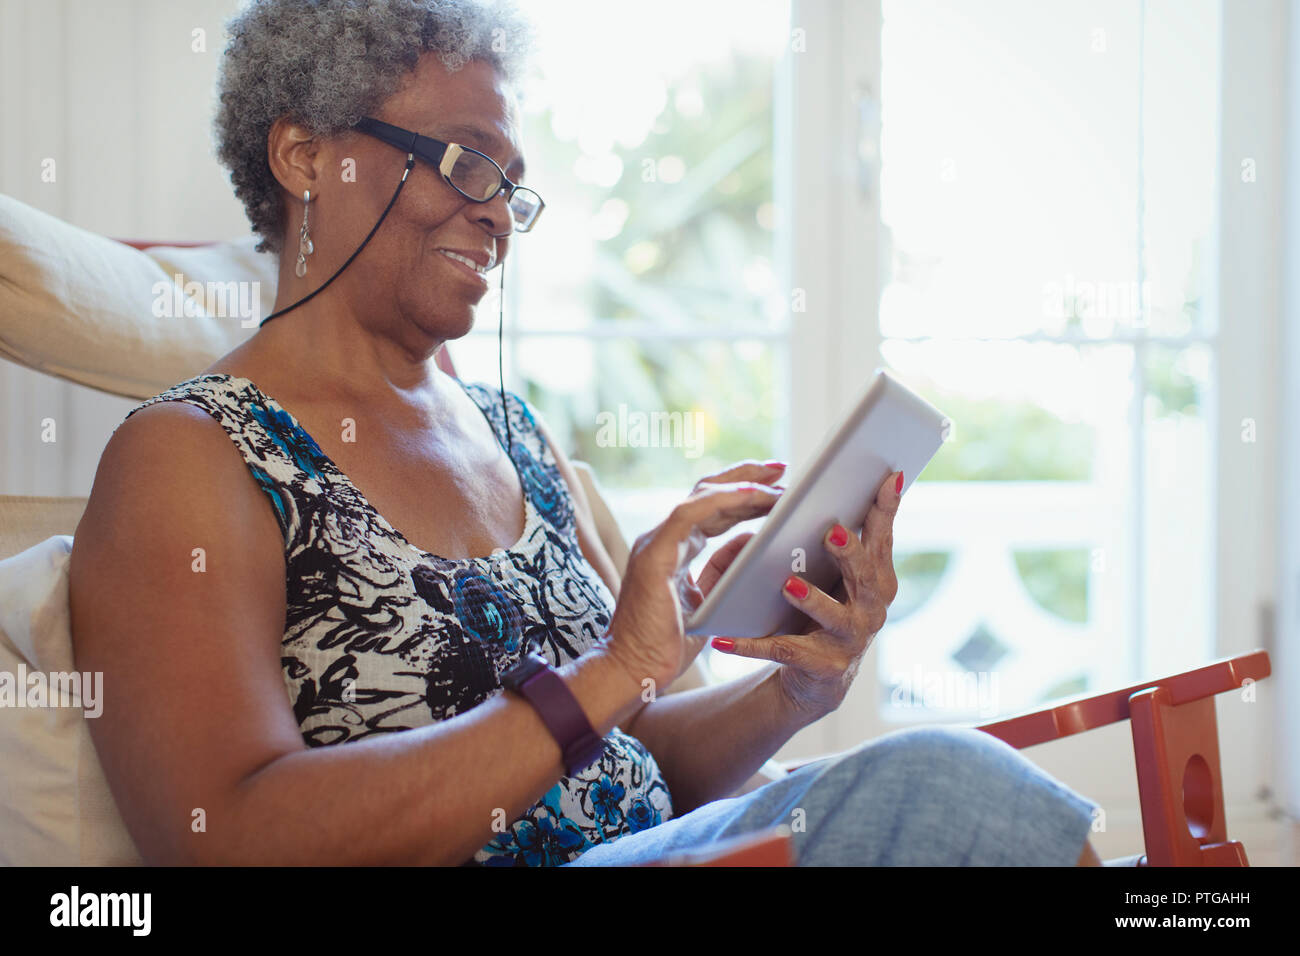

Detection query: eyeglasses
xmin=352 ymin=116 xmax=544 ymax=233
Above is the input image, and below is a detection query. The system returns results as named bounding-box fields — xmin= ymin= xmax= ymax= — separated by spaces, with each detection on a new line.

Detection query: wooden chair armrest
xmin=774 ymin=651 xmax=1270 ymax=867
xmin=776 ymin=650 xmax=1271 ymax=771
xmin=974 ymin=650 xmax=1270 ymax=749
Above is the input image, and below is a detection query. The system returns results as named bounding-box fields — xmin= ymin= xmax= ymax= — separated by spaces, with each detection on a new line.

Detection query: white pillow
xmin=0 ymin=193 xmax=274 ymax=400
xmin=0 ymin=535 xmax=142 ymax=865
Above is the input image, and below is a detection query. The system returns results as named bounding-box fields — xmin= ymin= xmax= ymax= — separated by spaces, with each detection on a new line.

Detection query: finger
xmin=693 ymin=459 xmax=787 ymax=494
xmin=707 ymin=634 xmax=807 ymax=669
xmin=666 ymin=483 xmax=780 ymax=539
xmin=821 ymin=521 xmax=890 ymax=638
xmin=820 ymin=521 xmax=868 ymax=603
xmin=636 ymin=485 xmax=779 ymax=576
xmin=862 ymin=469 xmax=904 ymax=558
xmin=696 ymin=531 xmax=754 ymax=595
xmin=709 ymin=633 xmax=853 ymax=682
xmin=779 ymin=573 xmax=854 ymax=638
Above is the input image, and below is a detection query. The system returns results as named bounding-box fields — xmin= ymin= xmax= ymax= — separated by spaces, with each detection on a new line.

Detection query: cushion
xmin=0 ymin=535 xmax=141 ymax=865
xmin=0 ymin=495 xmax=87 ymax=562
xmin=0 ymin=193 xmax=274 ymax=400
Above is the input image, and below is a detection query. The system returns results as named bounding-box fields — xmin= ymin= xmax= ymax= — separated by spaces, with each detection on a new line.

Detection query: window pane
xmin=881 ymin=339 xmax=1133 ymax=484
xmin=1141 ymin=0 xmax=1220 ymax=337
xmin=880 ymin=0 xmax=1141 ymax=340
xmin=879 ymin=0 xmax=1218 ymax=341
xmin=514 ymin=0 xmax=789 ymax=333
xmin=1143 ymin=343 xmax=1213 ymax=670
xmin=874 ymin=340 xmax=1137 ymax=717
xmin=1014 ymin=549 xmax=1090 ymax=623
xmin=892 ymin=551 xmax=951 ymax=622
xmin=875 ymin=0 xmax=1220 ymax=722
xmin=462 ymin=335 xmax=781 ymax=499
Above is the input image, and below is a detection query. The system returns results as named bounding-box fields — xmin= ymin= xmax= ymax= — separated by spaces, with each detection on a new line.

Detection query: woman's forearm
xmin=625 ymin=662 xmax=814 ymax=814
xmin=188 ymin=647 xmax=643 ymax=866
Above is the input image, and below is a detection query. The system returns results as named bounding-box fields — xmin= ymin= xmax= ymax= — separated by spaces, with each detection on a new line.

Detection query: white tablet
xmin=685 ymin=369 xmax=950 ymax=638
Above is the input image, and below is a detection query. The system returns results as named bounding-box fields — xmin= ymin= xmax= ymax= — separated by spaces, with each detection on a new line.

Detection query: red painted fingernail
xmin=711 ymin=637 xmax=735 ymax=651
xmin=763 ymin=460 xmax=787 ymax=470
xmin=784 ymin=576 xmax=809 ymax=599
xmin=895 ymin=471 xmax=905 ymax=495
xmin=829 ymin=524 xmax=848 ymax=547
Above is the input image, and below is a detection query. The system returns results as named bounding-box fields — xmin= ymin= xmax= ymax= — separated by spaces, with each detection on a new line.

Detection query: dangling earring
xmin=295 ymin=189 xmax=314 ymax=277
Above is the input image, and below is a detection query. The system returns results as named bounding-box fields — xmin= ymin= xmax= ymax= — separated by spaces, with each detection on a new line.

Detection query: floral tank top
xmin=123 ymin=373 xmax=673 ymax=865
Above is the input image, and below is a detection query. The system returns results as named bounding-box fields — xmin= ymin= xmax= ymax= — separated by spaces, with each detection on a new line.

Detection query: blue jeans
xmin=566 ymin=726 xmax=1099 ymax=866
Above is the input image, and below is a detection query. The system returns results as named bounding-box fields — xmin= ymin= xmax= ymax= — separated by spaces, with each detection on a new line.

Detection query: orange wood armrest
xmin=776 ymin=652 xmax=1269 ymax=770
xmin=643 ymin=826 xmax=794 ymax=866
xmin=974 ymin=650 xmax=1271 ymax=750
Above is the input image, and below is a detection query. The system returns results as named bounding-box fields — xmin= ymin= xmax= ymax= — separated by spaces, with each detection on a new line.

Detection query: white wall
xmin=1278 ymin=0 xmax=1300 ymax=820
xmin=0 ymin=0 xmax=249 ymax=495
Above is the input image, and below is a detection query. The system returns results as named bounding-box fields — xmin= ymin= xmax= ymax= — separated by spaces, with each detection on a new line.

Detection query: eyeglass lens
xmin=449 ymin=151 xmax=541 ymax=228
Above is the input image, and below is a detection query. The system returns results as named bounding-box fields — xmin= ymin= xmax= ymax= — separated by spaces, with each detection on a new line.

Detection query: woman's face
xmin=309 ymin=54 xmax=526 ymax=345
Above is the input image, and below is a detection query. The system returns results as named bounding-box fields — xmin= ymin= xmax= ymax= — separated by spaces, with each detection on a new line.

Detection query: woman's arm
xmin=70 ymin=402 xmax=646 ymax=866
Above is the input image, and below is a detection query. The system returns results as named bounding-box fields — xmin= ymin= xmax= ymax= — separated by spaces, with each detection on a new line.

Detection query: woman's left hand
xmin=710 ymin=469 xmax=904 ymax=721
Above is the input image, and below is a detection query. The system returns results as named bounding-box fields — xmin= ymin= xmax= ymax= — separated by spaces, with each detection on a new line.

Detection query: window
xmin=875 ymin=0 xmax=1220 ymax=719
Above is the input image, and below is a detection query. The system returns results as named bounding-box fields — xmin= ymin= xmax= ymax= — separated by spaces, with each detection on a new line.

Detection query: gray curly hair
xmin=214 ymin=0 xmax=535 ymax=254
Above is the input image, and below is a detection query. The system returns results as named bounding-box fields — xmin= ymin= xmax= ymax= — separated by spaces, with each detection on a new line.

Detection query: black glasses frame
xmin=353 ymin=116 xmax=543 ymax=232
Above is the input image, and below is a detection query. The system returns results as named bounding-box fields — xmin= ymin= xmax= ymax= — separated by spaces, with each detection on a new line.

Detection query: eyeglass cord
xmin=257 ymin=146 xmax=514 ymax=463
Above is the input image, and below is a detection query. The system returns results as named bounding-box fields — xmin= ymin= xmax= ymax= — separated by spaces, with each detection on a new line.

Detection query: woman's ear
xmin=266 ymin=117 xmax=324 ymax=234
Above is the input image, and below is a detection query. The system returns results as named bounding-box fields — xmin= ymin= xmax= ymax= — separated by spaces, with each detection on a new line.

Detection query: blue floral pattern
xmin=515 ymin=451 xmax=567 ymax=526
xmin=123 ymin=373 xmax=673 ymax=865
xmin=591 ymin=775 xmax=627 ymax=827
xmin=451 ymin=568 xmax=523 ymax=652
xmin=627 ymin=797 xmax=663 ymax=833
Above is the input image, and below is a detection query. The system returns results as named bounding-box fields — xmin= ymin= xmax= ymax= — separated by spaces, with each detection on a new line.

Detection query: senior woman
xmin=68 ymin=0 xmax=1101 ymax=867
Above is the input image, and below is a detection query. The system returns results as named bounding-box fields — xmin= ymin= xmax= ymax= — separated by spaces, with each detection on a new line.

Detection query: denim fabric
xmin=565 ymin=725 xmax=1099 ymax=866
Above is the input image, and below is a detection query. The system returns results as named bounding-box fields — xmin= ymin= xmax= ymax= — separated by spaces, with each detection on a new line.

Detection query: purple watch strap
xmin=515 ymin=660 xmax=605 ymax=776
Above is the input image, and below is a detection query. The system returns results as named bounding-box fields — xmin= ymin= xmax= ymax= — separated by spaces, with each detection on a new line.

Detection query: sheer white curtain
xmin=0 ymin=0 xmax=249 ymax=496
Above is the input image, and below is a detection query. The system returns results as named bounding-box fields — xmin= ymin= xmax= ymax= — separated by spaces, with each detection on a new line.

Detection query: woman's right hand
xmin=604 ymin=475 xmax=781 ymax=693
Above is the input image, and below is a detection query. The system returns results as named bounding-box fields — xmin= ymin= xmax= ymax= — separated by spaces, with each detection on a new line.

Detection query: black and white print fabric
xmin=123 ymin=373 xmax=673 ymax=865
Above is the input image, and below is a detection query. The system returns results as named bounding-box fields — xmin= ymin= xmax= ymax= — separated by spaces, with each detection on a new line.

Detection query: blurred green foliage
xmin=1145 ymin=347 xmax=1201 ymax=419
xmin=891 ymin=552 xmax=950 ymax=622
xmin=1038 ymin=673 xmax=1090 ymax=701
xmin=526 ymin=339 xmax=776 ymax=491
xmin=519 ymin=53 xmax=781 ymax=492
xmin=921 ymin=392 xmax=1094 ymax=482
xmin=1013 ymin=549 xmax=1089 ymax=623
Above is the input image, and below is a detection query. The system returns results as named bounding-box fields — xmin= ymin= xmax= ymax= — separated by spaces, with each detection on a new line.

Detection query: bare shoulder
xmin=68 ymin=398 xmax=302 ymax=863
xmin=76 ymin=399 xmax=275 ymax=544
xmin=73 ymin=396 xmax=287 ymax=590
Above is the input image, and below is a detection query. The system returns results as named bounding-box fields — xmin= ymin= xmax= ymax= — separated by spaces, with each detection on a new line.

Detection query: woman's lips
xmin=437 ymin=249 xmax=489 ymax=291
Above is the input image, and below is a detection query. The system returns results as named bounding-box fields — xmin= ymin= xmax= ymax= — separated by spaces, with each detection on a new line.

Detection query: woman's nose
xmin=474 ymin=190 xmax=514 ymax=238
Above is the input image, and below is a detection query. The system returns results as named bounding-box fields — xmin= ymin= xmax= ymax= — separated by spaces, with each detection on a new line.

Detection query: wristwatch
xmin=501 ymin=652 xmax=605 ymax=776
